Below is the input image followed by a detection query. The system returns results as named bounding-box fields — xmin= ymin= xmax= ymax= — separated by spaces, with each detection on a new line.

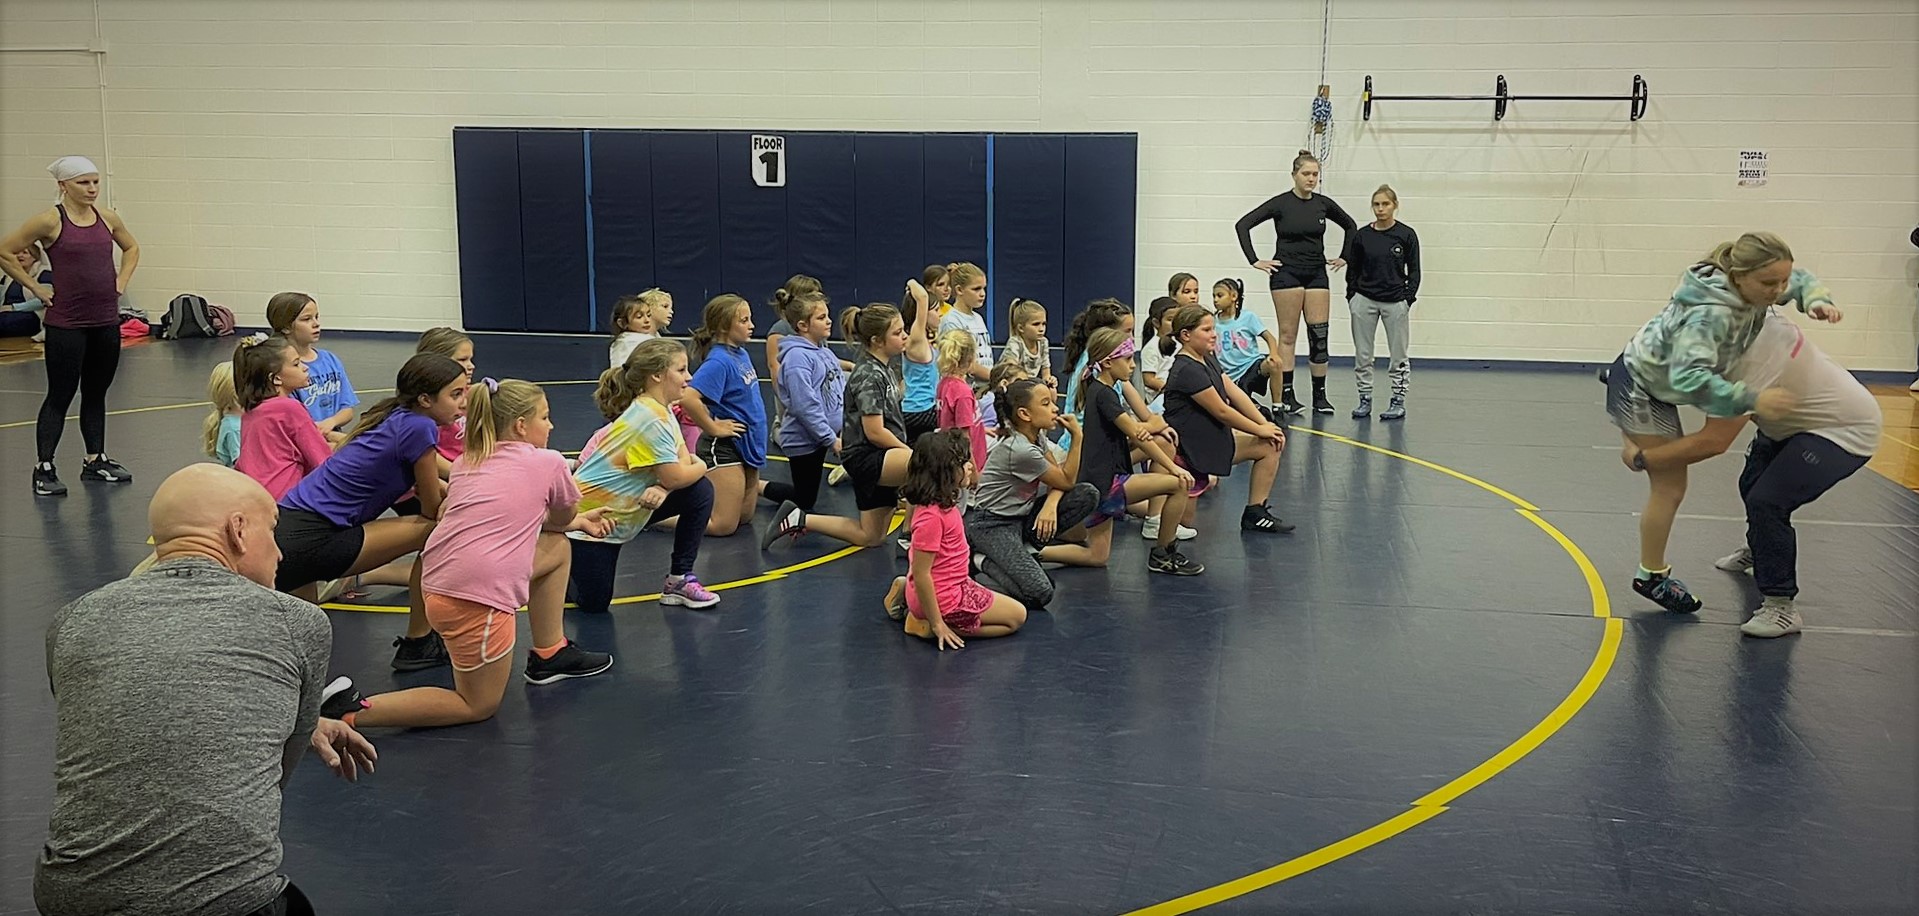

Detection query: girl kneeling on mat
xmin=965 ymin=379 xmax=1101 ymax=610
xmin=1161 ymin=307 xmax=1292 ymax=535
xmin=232 ymin=336 xmax=332 ymax=499
xmin=1076 ymin=328 xmax=1204 ymax=575
xmin=884 ymin=429 xmax=1026 ymax=650
xmin=327 ymin=379 xmax=618 ymax=729
xmin=682 ymin=294 xmax=768 ymax=538
xmin=570 ymin=338 xmax=720 ymax=613
xmin=275 ymin=353 xmax=469 ymax=671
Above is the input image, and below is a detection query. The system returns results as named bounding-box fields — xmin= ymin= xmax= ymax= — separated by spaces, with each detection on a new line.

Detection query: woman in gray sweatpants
xmin=1346 ymin=184 xmax=1421 ymax=420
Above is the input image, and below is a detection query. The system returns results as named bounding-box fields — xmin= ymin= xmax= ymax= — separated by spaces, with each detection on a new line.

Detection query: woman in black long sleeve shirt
xmin=1234 ymin=150 xmax=1357 ymax=415
xmin=1345 ymin=185 xmax=1420 ymax=420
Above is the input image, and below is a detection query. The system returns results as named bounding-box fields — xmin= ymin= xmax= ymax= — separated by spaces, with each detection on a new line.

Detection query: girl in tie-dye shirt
xmin=568 ymin=338 xmax=720 ymax=613
xmin=1603 ymin=232 xmax=1842 ymax=616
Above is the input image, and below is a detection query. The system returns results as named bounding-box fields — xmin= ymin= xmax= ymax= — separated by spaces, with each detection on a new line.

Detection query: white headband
xmin=47 ymin=156 xmax=100 ymax=183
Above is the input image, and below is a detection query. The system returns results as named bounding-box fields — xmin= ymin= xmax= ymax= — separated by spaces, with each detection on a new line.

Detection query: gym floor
xmin=1 ymin=333 xmax=1914 ymax=915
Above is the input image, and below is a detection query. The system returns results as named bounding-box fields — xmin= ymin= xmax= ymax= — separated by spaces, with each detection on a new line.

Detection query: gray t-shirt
xmin=973 ymin=432 xmax=1052 ymax=517
xmin=36 ymin=556 xmax=332 ymax=916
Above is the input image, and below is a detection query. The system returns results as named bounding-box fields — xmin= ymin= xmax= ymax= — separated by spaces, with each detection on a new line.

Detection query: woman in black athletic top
xmin=1234 ymin=150 xmax=1356 ymax=415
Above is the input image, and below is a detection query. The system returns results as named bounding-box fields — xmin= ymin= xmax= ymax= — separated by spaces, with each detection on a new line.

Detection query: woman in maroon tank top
xmin=0 ymin=156 xmax=142 ymax=497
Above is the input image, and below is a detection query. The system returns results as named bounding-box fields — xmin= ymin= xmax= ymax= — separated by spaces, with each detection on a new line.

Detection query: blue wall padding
xmin=850 ymin=133 xmax=926 ymax=315
xmin=588 ymin=130 xmax=655 ymax=334
xmin=451 ymin=129 xmax=525 ymax=333
xmin=1063 ymin=135 xmax=1139 ymax=328
xmin=990 ymin=133 xmax=1067 ymax=341
xmin=647 ymin=132 xmax=723 ymax=334
xmin=786 ymin=132 xmax=858 ymax=314
xmin=454 ymin=128 xmax=1136 ymax=338
xmin=515 ymin=131 xmax=590 ymax=333
xmin=717 ymin=131 xmax=789 ymax=332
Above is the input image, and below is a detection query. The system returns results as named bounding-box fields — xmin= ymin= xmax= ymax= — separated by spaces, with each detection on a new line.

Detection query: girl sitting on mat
xmin=936 ymin=329 xmax=988 ymax=475
xmin=610 ymin=288 xmax=670 ymax=370
xmin=1161 ymin=306 xmax=1291 ymax=535
xmin=275 ymin=353 xmax=470 ymax=672
xmin=883 ymin=429 xmax=1026 ymax=650
xmin=768 ymin=298 xmax=916 ymax=556
xmin=325 ymin=379 xmax=618 ymax=729
xmin=569 ymin=338 xmax=719 ymax=613
xmin=965 ymin=379 xmax=1100 ymax=611
xmin=204 ymin=361 xmax=243 ymax=469
xmin=1211 ymin=277 xmax=1281 ymax=419
xmin=233 ymin=335 xmax=332 ymax=501
xmin=267 ymin=291 xmax=358 ymax=445
xmin=1075 ymin=328 xmax=1204 ymax=576
xmin=681 ymin=294 xmax=768 ymax=538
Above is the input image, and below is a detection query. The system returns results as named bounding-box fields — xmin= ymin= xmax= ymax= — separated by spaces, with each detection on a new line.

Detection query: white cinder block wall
xmin=2 ymin=0 xmax=1915 ymax=369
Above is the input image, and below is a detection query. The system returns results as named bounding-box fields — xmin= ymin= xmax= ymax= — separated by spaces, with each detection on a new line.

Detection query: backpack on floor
xmin=158 ymin=293 xmax=218 ymax=340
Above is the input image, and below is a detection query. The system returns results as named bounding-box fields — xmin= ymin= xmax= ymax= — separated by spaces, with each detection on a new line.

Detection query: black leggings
xmin=568 ymin=477 xmax=715 ymax=614
xmin=37 ymin=324 xmax=121 ymax=462
xmin=761 ymin=447 xmax=828 ymax=511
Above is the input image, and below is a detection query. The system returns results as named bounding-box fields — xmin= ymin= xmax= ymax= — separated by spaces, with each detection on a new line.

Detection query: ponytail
xmin=689 ymin=294 xmax=749 ymax=365
xmin=462 ymin=378 xmax=545 ymax=466
xmin=842 ymin=303 xmax=901 ymax=352
xmin=344 ymin=353 xmax=465 ymax=444
xmin=1212 ymin=278 xmax=1244 ymax=318
xmin=598 ymin=338 xmax=685 ymax=420
xmin=1703 ymin=232 xmax=1794 ymax=277
xmin=994 ymin=378 xmax=1044 ymax=439
xmin=233 ymin=334 xmax=296 ymax=410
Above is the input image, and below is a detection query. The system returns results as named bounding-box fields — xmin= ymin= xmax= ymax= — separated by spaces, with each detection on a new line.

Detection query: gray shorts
xmin=1604 ymin=353 xmax=1683 ymax=440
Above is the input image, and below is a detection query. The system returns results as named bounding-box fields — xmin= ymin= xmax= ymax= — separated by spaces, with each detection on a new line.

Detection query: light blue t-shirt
xmin=1213 ymin=311 xmax=1267 ymax=379
xmin=295 ymin=348 xmax=359 ymax=427
xmin=214 ymin=414 xmax=241 ymax=468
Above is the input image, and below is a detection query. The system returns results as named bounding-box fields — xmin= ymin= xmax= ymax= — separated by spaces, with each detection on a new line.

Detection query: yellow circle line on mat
xmin=0 ymin=379 xmax=602 ymax=430
xmin=1120 ymin=426 xmax=1620 ymax=916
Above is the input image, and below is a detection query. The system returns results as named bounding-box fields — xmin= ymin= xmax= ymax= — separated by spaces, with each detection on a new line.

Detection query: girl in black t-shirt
xmin=1159 ymin=307 xmax=1293 ymax=534
xmin=1075 ymin=328 xmax=1204 ymax=575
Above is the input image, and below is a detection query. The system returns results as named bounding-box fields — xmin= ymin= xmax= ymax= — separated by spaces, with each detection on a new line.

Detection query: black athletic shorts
xmin=273 ymin=508 xmax=365 ymax=591
xmin=839 ymin=444 xmax=900 ymax=512
xmin=1269 ymin=262 xmax=1330 ymax=291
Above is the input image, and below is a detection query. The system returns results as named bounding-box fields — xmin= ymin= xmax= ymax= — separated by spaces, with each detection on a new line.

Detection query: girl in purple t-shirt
xmin=275 ymin=354 xmax=469 ymax=673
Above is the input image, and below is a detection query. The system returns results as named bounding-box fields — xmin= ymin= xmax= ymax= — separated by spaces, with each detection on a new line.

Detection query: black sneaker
xmin=319 ymin=676 xmax=369 ymax=719
xmin=32 ymin=463 xmax=66 ymax=497
xmin=1279 ymin=393 xmax=1306 ymax=416
xmin=1632 ymin=572 xmax=1702 ymax=614
xmin=1241 ymin=504 xmax=1296 ymax=533
xmin=1312 ymin=392 xmax=1335 ymax=415
xmin=1148 ymin=545 xmax=1206 ymax=576
xmin=80 ymin=455 xmax=133 ymax=483
xmin=391 ymin=632 xmax=450 ymax=671
xmin=524 ymin=641 xmax=614 ymax=684
xmin=760 ymin=500 xmax=805 ymax=550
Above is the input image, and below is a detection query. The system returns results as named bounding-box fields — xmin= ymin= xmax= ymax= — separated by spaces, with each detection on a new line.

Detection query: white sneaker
xmin=827 ymin=465 xmax=848 ymax=486
xmin=1714 ymin=546 xmax=1755 ymax=575
xmin=1140 ymin=519 xmax=1199 ymax=541
xmin=1739 ymin=602 xmax=1802 ymax=638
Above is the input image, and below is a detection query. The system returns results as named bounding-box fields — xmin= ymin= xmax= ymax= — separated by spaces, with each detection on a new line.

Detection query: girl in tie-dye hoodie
xmin=1602 ymin=232 xmax=1842 ymax=614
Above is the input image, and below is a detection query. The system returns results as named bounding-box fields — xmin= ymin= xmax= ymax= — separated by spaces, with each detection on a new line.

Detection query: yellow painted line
xmin=0 ymin=379 xmax=600 ymax=430
xmin=322 ymin=510 xmax=905 ymax=613
xmin=1289 ymin=427 xmax=1541 ymax=512
xmin=1121 ymin=431 xmax=1617 ymax=915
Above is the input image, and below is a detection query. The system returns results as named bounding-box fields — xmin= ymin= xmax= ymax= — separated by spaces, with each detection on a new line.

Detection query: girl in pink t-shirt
xmin=334 ymin=379 xmax=617 ymax=729
xmin=882 ymin=429 xmax=1025 ymax=650
xmin=232 ymin=335 xmax=333 ymax=500
xmin=935 ymin=328 xmax=987 ymax=476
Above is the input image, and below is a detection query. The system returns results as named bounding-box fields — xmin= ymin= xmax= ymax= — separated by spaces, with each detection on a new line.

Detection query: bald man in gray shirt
xmin=36 ymin=464 xmax=376 ymax=916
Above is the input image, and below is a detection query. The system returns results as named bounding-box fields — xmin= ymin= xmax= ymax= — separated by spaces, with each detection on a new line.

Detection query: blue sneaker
xmin=1633 ymin=571 xmax=1702 ymax=613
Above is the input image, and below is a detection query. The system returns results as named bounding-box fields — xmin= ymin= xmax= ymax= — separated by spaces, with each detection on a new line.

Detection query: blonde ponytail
xmin=463 ymin=379 xmax=545 ymax=466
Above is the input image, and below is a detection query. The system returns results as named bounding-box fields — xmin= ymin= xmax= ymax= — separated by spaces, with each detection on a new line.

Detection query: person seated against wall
xmin=1 ymin=243 xmax=52 ymax=342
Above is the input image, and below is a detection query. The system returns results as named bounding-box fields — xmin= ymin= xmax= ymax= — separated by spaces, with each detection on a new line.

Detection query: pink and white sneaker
xmin=660 ymin=573 xmax=720 ymax=609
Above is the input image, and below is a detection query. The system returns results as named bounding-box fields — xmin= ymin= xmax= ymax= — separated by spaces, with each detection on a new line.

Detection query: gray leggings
xmin=1350 ymin=293 xmax=1411 ymax=399
xmin=963 ymin=483 xmax=1100 ymax=610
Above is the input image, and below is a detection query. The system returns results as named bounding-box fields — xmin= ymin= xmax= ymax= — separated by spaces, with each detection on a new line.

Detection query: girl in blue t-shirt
xmin=275 ymin=353 xmax=470 ymax=672
xmin=1211 ymin=278 xmax=1281 ymax=418
xmin=268 ymin=291 xmax=359 ymax=444
xmin=681 ymin=294 xmax=768 ymax=538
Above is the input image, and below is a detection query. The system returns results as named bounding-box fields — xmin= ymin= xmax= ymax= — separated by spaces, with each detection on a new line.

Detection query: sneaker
xmin=32 ymin=463 xmax=66 ymax=497
xmin=1632 ymin=572 xmax=1702 ymax=614
xmin=1140 ymin=518 xmax=1199 ymax=540
xmin=1739 ymin=601 xmax=1802 ymax=638
xmin=524 ymin=641 xmax=614 ymax=684
xmin=661 ymin=573 xmax=720 ymax=609
xmin=1714 ymin=546 xmax=1755 ymax=575
xmin=80 ymin=455 xmax=133 ymax=483
xmin=391 ymin=632 xmax=450 ymax=671
xmin=1148 ymin=545 xmax=1206 ymax=576
xmin=1380 ymin=397 xmax=1405 ymax=421
xmin=1240 ymin=503 xmax=1295 ymax=533
xmin=319 ymin=676 xmax=368 ymax=719
xmin=1352 ymin=396 xmax=1373 ymax=419
xmin=1279 ymin=392 xmax=1306 ymax=415
xmin=827 ymin=464 xmax=849 ymax=487
xmin=761 ymin=500 xmax=806 ymax=549
xmin=1312 ymin=392 xmax=1335 ymax=415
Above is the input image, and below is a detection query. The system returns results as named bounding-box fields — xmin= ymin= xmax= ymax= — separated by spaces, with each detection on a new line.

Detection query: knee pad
xmin=1307 ymin=321 xmax=1331 ymax=365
